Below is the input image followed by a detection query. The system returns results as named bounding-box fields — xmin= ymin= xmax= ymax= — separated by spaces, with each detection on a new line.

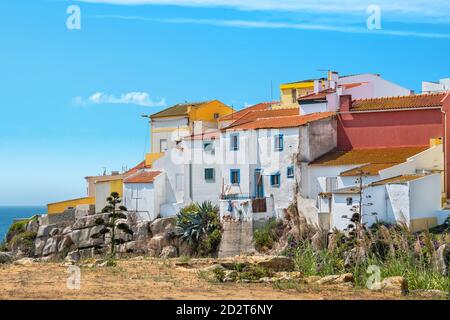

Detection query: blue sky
xmin=1 ymin=0 xmax=450 ymax=205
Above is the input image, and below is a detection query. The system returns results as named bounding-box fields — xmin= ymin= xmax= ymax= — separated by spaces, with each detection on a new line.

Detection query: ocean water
xmin=0 ymin=206 xmax=46 ymax=241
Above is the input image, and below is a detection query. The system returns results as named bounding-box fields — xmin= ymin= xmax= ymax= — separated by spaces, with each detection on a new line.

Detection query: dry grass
xmin=0 ymin=258 xmax=409 ymax=300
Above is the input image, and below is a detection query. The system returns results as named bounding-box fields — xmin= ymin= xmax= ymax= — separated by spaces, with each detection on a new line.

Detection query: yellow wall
xmin=47 ymin=197 xmax=95 ymax=215
xmin=189 ymin=100 xmax=233 ymax=122
xmin=109 ymin=179 xmax=123 ymax=196
xmin=280 ymin=81 xmax=315 ymax=90
xmin=145 ymin=152 xmax=165 ymax=167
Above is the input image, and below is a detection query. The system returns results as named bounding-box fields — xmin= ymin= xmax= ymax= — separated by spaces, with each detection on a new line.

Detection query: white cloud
xmin=74 ymin=91 xmax=166 ymax=107
xmin=79 ymin=0 xmax=450 ymax=21
xmin=94 ymin=15 xmax=450 ymax=38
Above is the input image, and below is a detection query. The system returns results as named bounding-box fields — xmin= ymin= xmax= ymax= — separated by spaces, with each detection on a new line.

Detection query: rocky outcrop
xmin=379 ymin=276 xmax=408 ymax=296
xmin=29 ymin=207 xmax=182 ymax=261
xmin=160 ymin=246 xmax=178 ymax=258
xmin=0 ymin=252 xmax=13 ymax=264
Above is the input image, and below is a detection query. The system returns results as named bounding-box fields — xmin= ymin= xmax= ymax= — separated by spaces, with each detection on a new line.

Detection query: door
xmin=255 ymin=169 xmax=264 ymax=198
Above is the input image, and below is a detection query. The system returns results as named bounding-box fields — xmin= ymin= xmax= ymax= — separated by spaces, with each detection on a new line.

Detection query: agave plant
xmin=176 ymin=201 xmax=222 ymax=256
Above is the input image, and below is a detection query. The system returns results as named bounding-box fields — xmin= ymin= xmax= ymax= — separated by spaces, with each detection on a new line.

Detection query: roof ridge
xmin=353 ymin=92 xmax=446 ymax=103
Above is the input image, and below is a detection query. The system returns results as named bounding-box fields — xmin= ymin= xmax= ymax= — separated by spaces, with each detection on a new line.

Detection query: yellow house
xmin=47 ymin=173 xmax=126 ymax=215
xmin=275 ymin=71 xmax=338 ymax=109
xmin=144 ymin=100 xmax=233 ymax=166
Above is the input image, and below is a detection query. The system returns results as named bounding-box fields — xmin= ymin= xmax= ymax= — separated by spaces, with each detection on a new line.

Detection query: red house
xmin=337 ymin=92 xmax=450 ymax=200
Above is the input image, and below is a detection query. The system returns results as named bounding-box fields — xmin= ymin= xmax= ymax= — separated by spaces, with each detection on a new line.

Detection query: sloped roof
xmin=184 ymin=129 xmax=220 ymax=141
xmin=124 ymin=160 xmax=151 ymax=176
xmin=123 ymin=171 xmax=162 ymax=184
xmin=340 ymin=82 xmax=367 ymax=89
xmin=310 ymin=147 xmax=428 ymax=167
xmin=340 ymin=163 xmax=397 ymax=176
xmin=370 ymin=174 xmax=426 ymax=186
xmin=351 ymin=93 xmax=446 ymax=112
xmin=298 ymin=89 xmax=335 ymax=102
xmin=218 ymin=102 xmax=275 ymax=122
xmin=227 ymin=112 xmax=335 ymax=131
xmin=150 ymin=101 xmax=213 ymax=119
xmin=225 ymin=108 xmax=299 ymax=129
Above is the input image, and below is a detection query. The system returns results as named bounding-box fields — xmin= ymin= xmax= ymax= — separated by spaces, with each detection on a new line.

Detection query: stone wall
xmin=218 ymin=220 xmax=255 ymax=258
xmin=33 ymin=205 xmax=186 ymax=261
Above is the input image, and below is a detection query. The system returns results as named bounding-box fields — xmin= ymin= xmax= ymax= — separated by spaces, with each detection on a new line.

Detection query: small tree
xmin=92 ymin=192 xmax=133 ymax=256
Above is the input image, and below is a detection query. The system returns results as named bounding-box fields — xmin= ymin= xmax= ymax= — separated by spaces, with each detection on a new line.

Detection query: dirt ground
xmin=0 ymin=258 xmax=411 ymax=300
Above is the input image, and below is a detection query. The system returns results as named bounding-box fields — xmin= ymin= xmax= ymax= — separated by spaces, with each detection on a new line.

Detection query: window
xmin=213 ymin=113 xmax=220 ymax=119
xmin=160 ymin=139 xmax=168 ymax=152
xmin=175 ymin=174 xmax=184 ymax=191
xmin=230 ymin=133 xmax=239 ymax=151
xmin=291 ymin=89 xmax=297 ymax=103
xmin=271 ymin=172 xmax=281 ymax=187
xmin=274 ymin=134 xmax=284 ymax=151
xmin=230 ymin=169 xmax=240 ymax=185
xmin=325 ymin=177 xmax=338 ymax=193
xmin=346 ymin=197 xmax=353 ymax=206
xmin=204 ymin=168 xmax=215 ymax=182
xmin=203 ymin=141 xmax=214 ymax=153
xmin=287 ymin=166 xmax=294 ymax=178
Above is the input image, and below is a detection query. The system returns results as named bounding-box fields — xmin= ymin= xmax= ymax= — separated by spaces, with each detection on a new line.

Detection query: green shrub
xmin=0 ymin=241 xmax=8 ymax=252
xmin=9 ymin=231 xmax=37 ymax=255
xmin=287 ymin=224 xmax=450 ymax=292
xmin=238 ymin=266 xmax=274 ymax=281
xmin=6 ymin=219 xmax=30 ymax=242
xmin=212 ymin=267 xmax=226 ymax=282
xmin=253 ymin=218 xmax=283 ymax=252
xmin=176 ymin=201 xmax=222 ymax=257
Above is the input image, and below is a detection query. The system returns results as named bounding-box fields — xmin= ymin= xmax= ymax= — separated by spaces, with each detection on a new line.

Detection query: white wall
xmin=409 ymin=174 xmax=442 ymax=221
xmin=94 ymin=182 xmax=110 ymax=213
xmin=123 ymin=173 xmax=166 ymax=221
xmin=299 ymin=102 xmax=328 ymax=115
xmin=338 ymin=74 xmax=411 ymax=98
xmin=152 ymin=148 xmax=185 ymax=204
xmin=184 ymin=137 xmax=223 ymax=205
xmin=386 ymin=184 xmax=410 ymax=225
xmin=124 ymin=182 xmax=157 ymax=221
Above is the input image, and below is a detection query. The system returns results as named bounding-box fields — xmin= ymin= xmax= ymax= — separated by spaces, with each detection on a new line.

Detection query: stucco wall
xmin=386 ymin=184 xmax=410 ymax=225
xmin=95 ymin=182 xmax=110 ymax=213
xmin=409 ymin=174 xmax=441 ymax=221
xmin=337 ymin=109 xmax=443 ymax=150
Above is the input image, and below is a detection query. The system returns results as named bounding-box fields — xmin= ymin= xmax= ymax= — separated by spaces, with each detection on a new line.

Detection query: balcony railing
xmin=220 ymin=194 xmax=267 ymax=213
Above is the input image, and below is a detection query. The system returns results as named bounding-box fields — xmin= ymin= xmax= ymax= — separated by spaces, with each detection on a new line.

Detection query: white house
xmin=297 ymin=73 xmax=412 ymax=115
xmin=422 ymin=78 xmax=450 ymax=94
xmin=183 ymin=130 xmax=223 ymax=206
xmin=123 ymin=170 xmax=165 ymax=221
xmin=331 ymin=173 xmax=442 ymax=232
xmin=217 ymin=111 xmax=336 ymax=223
xmin=301 ymin=144 xmax=444 ymax=231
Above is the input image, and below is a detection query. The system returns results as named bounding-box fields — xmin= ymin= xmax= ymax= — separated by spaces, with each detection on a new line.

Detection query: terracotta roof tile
xmin=310 ymin=146 xmax=428 ymax=167
xmin=340 ymin=82 xmax=367 ymax=89
xmin=218 ymin=102 xmax=275 ymax=122
xmin=351 ymin=93 xmax=446 ymax=112
xmin=227 ymin=112 xmax=335 ymax=131
xmin=370 ymin=174 xmax=426 ymax=186
xmin=123 ymin=171 xmax=162 ymax=184
xmin=184 ymin=129 xmax=220 ymax=141
xmin=124 ymin=160 xmax=151 ymax=176
xmin=340 ymin=163 xmax=398 ymax=176
xmin=298 ymin=89 xmax=335 ymax=101
xmin=225 ymin=107 xmax=299 ymax=129
xmin=150 ymin=100 xmax=214 ymax=118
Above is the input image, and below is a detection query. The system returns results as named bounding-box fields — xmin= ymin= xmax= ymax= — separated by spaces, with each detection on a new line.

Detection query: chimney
xmin=339 ymin=95 xmax=352 ymax=112
xmin=331 ymin=71 xmax=339 ymax=82
xmin=314 ymin=80 xmax=321 ymax=94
